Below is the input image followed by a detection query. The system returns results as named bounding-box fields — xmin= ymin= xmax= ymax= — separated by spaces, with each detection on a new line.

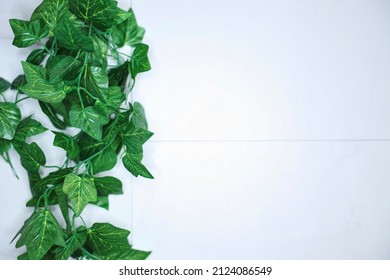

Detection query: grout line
xmin=149 ymin=139 xmax=390 ymax=143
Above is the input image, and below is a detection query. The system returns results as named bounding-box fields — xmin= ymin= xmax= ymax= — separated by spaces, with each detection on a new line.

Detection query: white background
xmin=1 ymin=0 xmax=390 ymax=259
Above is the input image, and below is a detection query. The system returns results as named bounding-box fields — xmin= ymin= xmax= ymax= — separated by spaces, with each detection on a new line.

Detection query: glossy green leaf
xmin=11 ymin=75 xmax=27 ymax=91
xmin=96 ymin=248 xmax=151 ymax=260
xmin=93 ymin=176 xmax=123 ymax=196
xmin=112 ymin=9 xmax=145 ymax=47
xmin=81 ymin=66 xmax=109 ymax=102
xmin=0 ymin=102 xmax=21 ymax=140
xmin=34 ymin=168 xmax=73 ymax=196
xmin=87 ymin=223 xmax=130 ymax=254
xmin=16 ymin=209 xmax=65 ymax=260
xmin=31 ymin=0 xmax=70 ymax=34
xmin=0 ymin=139 xmax=12 ymax=154
xmin=26 ymin=49 xmax=46 ymax=66
xmin=55 ymin=184 xmax=71 ymax=228
xmin=130 ymin=44 xmax=151 ymax=78
xmin=63 ymin=173 xmax=97 ymax=216
xmin=70 ymin=107 xmax=109 ymax=141
xmin=108 ymin=61 xmax=129 ymax=89
xmin=95 ymin=86 xmax=125 ymax=115
xmin=9 ymin=19 xmax=48 ymax=48
xmin=55 ymin=229 xmax=87 ymax=260
xmin=69 ymin=0 xmax=118 ymax=31
xmin=15 ymin=142 xmax=46 ymax=173
xmin=48 ymin=55 xmax=83 ymax=83
xmin=114 ymin=7 xmax=131 ymax=26
xmin=14 ymin=116 xmax=47 ymax=141
xmin=53 ymin=131 xmax=80 ymax=159
xmin=90 ymin=34 xmax=109 ymax=69
xmin=122 ymin=152 xmax=153 ymax=179
xmin=89 ymin=146 xmax=117 ymax=174
xmin=0 ymin=77 xmax=11 ymax=93
xmin=121 ymin=126 xmax=153 ymax=153
xmin=91 ymin=195 xmax=109 ymax=210
xmin=39 ymin=101 xmax=67 ymax=129
xmin=131 ymin=102 xmax=148 ymax=129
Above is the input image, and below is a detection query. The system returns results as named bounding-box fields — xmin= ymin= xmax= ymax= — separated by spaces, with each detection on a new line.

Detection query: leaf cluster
xmin=1 ymin=0 xmax=153 ymax=260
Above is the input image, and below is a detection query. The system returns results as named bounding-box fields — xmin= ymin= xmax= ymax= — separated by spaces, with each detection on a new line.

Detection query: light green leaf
xmin=0 ymin=139 xmax=12 ymax=154
xmin=121 ymin=126 xmax=153 ymax=153
xmin=131 ymin=102 xmax=148 ymax=129
xmin=55 ymin=229 xmax=87 ymax=260
xmin=48 ymin=55 xmax=83 ymax=83
xmin=112 ymin=9 xmax=145 ymax=48
xmin=9 ymin=19 xmax=48 ymax=48
xmin=93 ymin=176 xmax=123 ymax=196
xmin=0 ymin=77 xmax=11 ymax=93
xmin=95 ymin=86 xmax=125 ymax=115
xmin=63 ymin=173 xmax=97 ymax=216
xmin=53 ymin=131 xmax=80 ymax=159
xmin=69 ymin=0 xmax=118 ymax=31
xmin=0 ymin=102 xmax=21 ymax=140
xmin=31 ymin=0 xmax=69 ymax=34
xmin=122 ymin=152 xmax=153 ymax=179
xmin=89 ymin=146 xmax=117 ymax=174
xmin=15 ymin=142 xmax=46 ymax=173
xmin=26 ymin=49 xmax=46 ymax=66
xmin=14 ymin=116 xmax=47 ymax=141
xmin=130 ymin=44 xmax=151 ymax=78
xmin=69 ymin=107 xmax=109 ymax=141
xmin=87 ymin=223 xmax=130 ymax=254
xmin=16 ymin=209 xmax=65 ymax=260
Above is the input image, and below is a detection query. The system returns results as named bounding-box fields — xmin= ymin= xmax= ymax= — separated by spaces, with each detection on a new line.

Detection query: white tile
xmin=132 ymin=142 xmax=390 ymax=259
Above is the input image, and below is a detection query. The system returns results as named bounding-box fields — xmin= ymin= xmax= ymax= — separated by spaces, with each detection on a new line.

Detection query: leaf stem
xmin=2 ymin=152 xmax=19 ymax=179
xmin=15 ymin=96 xmax=30 ymax=104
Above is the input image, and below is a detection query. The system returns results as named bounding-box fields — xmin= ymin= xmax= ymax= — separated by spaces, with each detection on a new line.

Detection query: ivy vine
xmin=0 ymin=0 xmax=153 ymax=260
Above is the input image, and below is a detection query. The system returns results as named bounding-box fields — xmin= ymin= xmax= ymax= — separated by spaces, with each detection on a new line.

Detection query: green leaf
xmin=87 ymin=223 xmax=130 ymax=254
xmin=54 ymin=15 xmax=95 ymax=52
xmin=16 ymin=209 xmax=65 ymax=260
xmin=11 ymin=75 xmax=27 ymax=91
xmin=130 ymin=44 xmax=151 ymax=78
xmin=34 ymin=168 xmax=73 ymax=196
xmin=95 ymin=86 xmax=125 ymax=115
xmin=14 ymin=116 xmax=47 ymax=141
xmin=26 ymin=49 xmax=46 ymax=66
xmin=55 ymin=229 xmax=87 ymax=260
xmin=131 ymin=102 xmax=148 ymax=129
xmin=31 ymin=0 xmax=70 ymax=34
xmin=0 ymin=77 xmax=11 ymax=93
xmin=114 ymin=7 xmax=131 ymax=26
xmin=53 ymin=131 xmax=80 ymax=159
xmin=95 ymin=248 xmax=151 ymax=260
xmin=123 ymin=152 xmax=154 ymax=179
xmin=89 ymin=146 xmax=117 ymax=174
xmin=91 ymin=195 xmax=109 ymax=210
xmin=9 ymin=19 xmax=48 ymax=48
xmin=108 ymin=61 xmax=129 ymax=89
xmin=20 ymin=62 xmax=69 ymax=104
xmin=55 ymin=184 xmax=71 ymax=228
xmin=0 ymin=139 xmax=12 ymax=154
xmin=81 ymin=66 xmax=109 ymax=102
xmin=70 ymin=107 xmax=109 ymax=141
xmin=69 ymin=0 xmax=118 ymax=31
xmin=63 ymin=173 xmax=97 ymax=216
xmin=48 ymin=55 xmax=83 ymax=83
xmin=121 ymin=126 xmax=153 ymax=153
xmin=93 ymin=176 xmax=123 ymax=196
xmin=39 ymin=101 xmax=67 ymax=129
xmin=15 ymin=142 xmax=46 ymax=173
xmin=0 ymin=102 xmax=22 ymax=140
xmin=17 ymin=252 xmax=29 ymax=260
xmin=112 ymin=9 xmax=145 ymax=48
xmin=90 ymin=34 xmax=109 ymax=69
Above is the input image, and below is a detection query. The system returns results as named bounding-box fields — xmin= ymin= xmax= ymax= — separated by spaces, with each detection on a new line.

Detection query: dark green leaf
xmin=9 ymin=19 xmax=48 ymax=48
xmin=94 ymin=86 xmax=125 ymax=115
xmin=130 ymin=44 xmax=151 ymax=78
xmin=15 ymin=142 xmax=46 ymax=173
xmin=112 ymin=9 xmax=145 ymax=48
xmin=55 ymin=184 xmax=71 ymax=229
xmin=121 ymin=126 xmax=153 ymax=153
xmin=0 ymin=139 xmax=12 ymax=154
xmin=16 ymin=209 xmax=65 ymax=260
xmin=123 ymin=152 xmax=153 ymax=179
xmin=11 ymin=75 xmax=27 ymax=91
xmin=69 ymin=0 xmax=118 ymax=31
xmin=53 ymin=131 xmax=80 ymax=159
xmin=96 ymin=248 xmax=151 ymax=260
xmin=39 ymin=101 xmax=67 ymax=129
xmin=26 ymin=49 xmax=46 ymax=65
xmin=0 ymin=102 xmax=22 ymax=140
xmin=69 ymin=107 xmax=109 ymax=141
xmin=17 ymin=252 xmax=29 ymax=260
xmin=93 ymin=176 xmax=123 ymax=196
xmin=34 ymin=168 xmax=73 ymax=195
xmin=131 ymin=102 xmax=148 ymax=129
xmin=55 ymin=230 xmax=87 ymax=260
xmin=81 ymin=66 xmax=109 ymax=102
xmin=0 ymin=77 xmax=11 ymax=93
xmin=108 ymin=61 xmax=129 ymax=88
xmin=114 ymin=7 xmax=131 ymax=26
xmin=91 ymin=195 xmax=109 ymax=210
xmin=14 ymin=116 xmax=47 ymax=141
xmin=48 ymin=55 xmax=83 ymax=83
xmin=63 ymin=173 xmax=97 ymax=216
xmin=87 ymin=223 xmax=130 ymax=254
xmin=89 ymin=146 xmax=117 ymax=174
xmin=31 ymin=0 xmax=70 ymax=34
xmin=90 ymin=33 xmax=109 ymax=69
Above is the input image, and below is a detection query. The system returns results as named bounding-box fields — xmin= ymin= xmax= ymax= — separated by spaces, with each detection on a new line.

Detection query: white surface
xmin=1 ymin=0 xmax=390 ymax=259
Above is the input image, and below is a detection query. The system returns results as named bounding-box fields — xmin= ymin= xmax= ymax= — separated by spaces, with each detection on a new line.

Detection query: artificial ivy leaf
xmin=48 ymin=55 xmax=83 ymax=83
xmin=17 ymin=209 xmax=65 ymax=260
xmin=81 ymin=66 xmax=109 ymax=102
xmin=55 ymin=229 xmax=87 ymax=260
xmin=26 ymin=49 xmax=46 ymax=66
xmin=0 ymin=139 xmax=12 ymax=154
xmin=0 ymin=102 xmax=22 ymax=140
xmin=95 ymin=86 xmax=125 ymax=115
xmin=108 ymin=61 xmax=129 ymax=89
xmin=28 ymin=172 xmax=41 ymax=198
xmin=55 ymin=184 xmax=71 ymax=229
xmin=69 ymin=0 xmax=118 ymax=31
xmin=91 ymin=195 xmax=109 ymax=210
xmin=112 ymin=9 xmax=145 ymax=48
xmin=20 ymin=62 xmax=68 ymax=104
xmin=63 ymin=173 xmax=97 ymax=216
xmin=87 ymin=223 xmax=130 ymax=254
xmin=90 ymin=33 xmax=109 ymax=69
xmin=34 ymin=168 xmax=73 ymax=196
xmin=53 ymin=131 xmax=80 ymax=159
xmin=14 ymin=116 xmax=47 ymax=141
xmin=114 ymin=7 xmax=131 ymax=26
xmin=54 ymin=15 xmax=95 ymax=52
xmin=130 ymin=44 xmax=151 ymax=78
xmin=131 ymin=102 xmax=148 ymax=129
xmin=15 ymin=142 xmax=46 ymax=173
xmin=89 ymin=146 xmax=117 ymax=174
xmin=121 ymin=126 xmax=153 ymax=154
xmin=17 ymin=252 xmax=29 ymax=260
xmin=39 ymin=101 xmax=67 ymax=129
xmin=96 ymin=248 xmax=151 ymax=260
xmin=123 ymin=152 xmax=154 ymax=179
xmin=69 ymin=107 xmax=109 ymax=141
xmin=26 ymin=192 xmax=58 ymax=207
xmin=0 ymin=77 xmax=11 ymax=93
xmin=31 ymin=0 xmax=70 ymax=34
xmin=93 ymin=176 xmax=123 ymax=196
xmin=9 ymin=19 xmax=49 ymax=48
xmin=11 ymin=75 xmax=27 ymax=91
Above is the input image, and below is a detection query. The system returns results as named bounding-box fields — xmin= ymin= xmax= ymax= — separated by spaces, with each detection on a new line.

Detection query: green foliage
xmin=2 ymin=0 xmax=153 ymax=260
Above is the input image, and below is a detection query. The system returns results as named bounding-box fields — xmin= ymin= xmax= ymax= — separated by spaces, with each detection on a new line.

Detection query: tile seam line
xmin=149 ymin=139 xmax=390 ymax=143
